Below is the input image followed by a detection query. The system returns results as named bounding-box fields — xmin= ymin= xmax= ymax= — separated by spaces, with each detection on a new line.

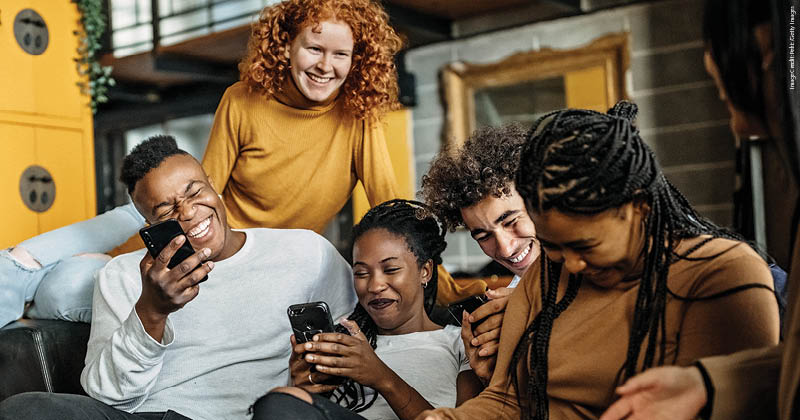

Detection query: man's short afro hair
xmin=120 ymin=134 xmax=190 ymax=194
xmin=420 ymin=123 xmax=527 ymax=231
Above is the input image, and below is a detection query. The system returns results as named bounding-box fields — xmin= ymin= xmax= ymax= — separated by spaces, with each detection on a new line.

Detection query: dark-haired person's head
xmin=421 ymin=123 xmax=538 ymax=277
xmin=703 ymin=0 xmax=800 ymax=182
xmin=331 ymin=199 xmax=447 ymax=411
xmin=121 ymin=135 xmax=236 ymax=262
xmin=512 ymin=101 xmax=745 ymax=419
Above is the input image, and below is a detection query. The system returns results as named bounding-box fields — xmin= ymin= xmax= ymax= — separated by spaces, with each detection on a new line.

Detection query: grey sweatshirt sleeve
xmin=80 ymin=254 xmax=175 ymax=412
xmin=311 ymin=234 xmax=357 ymax=322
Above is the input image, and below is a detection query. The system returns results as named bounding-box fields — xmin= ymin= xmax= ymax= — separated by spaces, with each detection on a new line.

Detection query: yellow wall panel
xmin=0 ymin=0 xmax=95 ymax=248
xmin=352 ymin=109 xmax=415 ymax=223
xmin=0 ymin=0 xmax=36 ymax=114
xmin=32 ymin=0 xmax=84 ymax=119
xmin=565 ymin=65 xmax=608 ymax=112
xmin=35 ymin=127 xmax=88 ymax=233
xmin=0 ymin=122 xmax=39 ymax=248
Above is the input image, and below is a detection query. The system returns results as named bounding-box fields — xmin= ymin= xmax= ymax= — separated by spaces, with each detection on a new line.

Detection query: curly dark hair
xmin=420 ymin=123 xmax=528 ymax=231
xmin=120 ymin=135 xmax=189 ymax=194
xmin=238 ymin=0 xmax=403 ymax=121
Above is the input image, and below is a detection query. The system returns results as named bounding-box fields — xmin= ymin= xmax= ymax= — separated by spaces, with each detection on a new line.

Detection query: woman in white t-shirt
xmin=251 ymin=199 xmax=483 ymax=420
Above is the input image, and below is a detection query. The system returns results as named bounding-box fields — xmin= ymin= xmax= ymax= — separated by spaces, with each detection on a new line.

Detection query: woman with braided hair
xmin=252 ymin=199 xmax=483 ymax=420
xmin=419 ymin=101 xmax=780 ymax=420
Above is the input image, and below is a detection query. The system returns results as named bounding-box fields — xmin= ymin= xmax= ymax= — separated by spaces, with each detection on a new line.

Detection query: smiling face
xmin=530 ymin=202 xmax=646 ymax=288
xmin=460 ymin=186 xmax=539 ymax=277
xmin=288 ymin=19 xmax=354 ymax=103
xmin=352 ymin=228 xmax=432 ymax=335
xmin=131 ymin=154 xmax=241 ymax=262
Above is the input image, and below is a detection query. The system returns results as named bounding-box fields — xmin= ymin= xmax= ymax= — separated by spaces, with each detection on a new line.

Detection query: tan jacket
xmin=431 ymin=237 xmax=779 ymax=419
xmin=702 ymin=226 xmax=800 ymax=420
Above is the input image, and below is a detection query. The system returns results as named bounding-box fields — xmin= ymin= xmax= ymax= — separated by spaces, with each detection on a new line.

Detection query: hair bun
xmin=607 ymin=100 xmax=638 ymax=122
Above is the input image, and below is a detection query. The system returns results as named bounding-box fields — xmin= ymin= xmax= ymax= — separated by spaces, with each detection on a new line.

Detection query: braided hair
xmin=510 ymin=101 xmax=755 ymax=420
xmin=329 ymin=199 xmax=447 ymax=411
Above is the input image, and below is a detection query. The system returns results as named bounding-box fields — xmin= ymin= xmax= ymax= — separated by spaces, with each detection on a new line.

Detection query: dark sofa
xmin=0 ymin=320 xmax=90 ymax=403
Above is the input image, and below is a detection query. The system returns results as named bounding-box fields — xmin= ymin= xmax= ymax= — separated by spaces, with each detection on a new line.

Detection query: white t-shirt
xmin=356 ymin=325 xmax=471 ymax=420
xmin=81 ymin=228 xmax=357 ymax=420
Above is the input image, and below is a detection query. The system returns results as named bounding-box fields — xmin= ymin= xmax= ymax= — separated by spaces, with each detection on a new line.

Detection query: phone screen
xmin=446 ymin=294 xmax=489 ymax=328
xmin=288 ymin=301 xmax=335 ymax=343
xmin=139 ymin=219 xmax=208 ymax=283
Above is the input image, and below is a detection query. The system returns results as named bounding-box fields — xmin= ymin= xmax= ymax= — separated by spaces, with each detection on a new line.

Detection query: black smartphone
xmin=288 ymin=301 xmax=336 ymax=344
xmin=139 ymin=219 xmax=208 ymax=283
xmin=447 ymin=294 xmax=489 ymax=328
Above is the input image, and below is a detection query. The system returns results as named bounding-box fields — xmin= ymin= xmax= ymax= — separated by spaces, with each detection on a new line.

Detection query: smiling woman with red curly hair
xmin=200 ymin=0 xmax=405 ymax=235
xmin=239 ymin=0 xmax=402 ymax=121
xmin=201 ymin=0 xmax=475 ymax=304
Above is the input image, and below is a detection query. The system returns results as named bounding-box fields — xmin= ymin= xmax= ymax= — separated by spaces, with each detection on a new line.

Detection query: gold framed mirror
xmin=442 ymin=32 xmax=631 ymax=149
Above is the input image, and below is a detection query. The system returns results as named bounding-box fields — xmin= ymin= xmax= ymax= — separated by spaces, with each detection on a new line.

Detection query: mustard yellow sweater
xmin=200 ymin=80 xmax=481 ymax=304
xmin=201 ymin=80 xmax=399 ymax=233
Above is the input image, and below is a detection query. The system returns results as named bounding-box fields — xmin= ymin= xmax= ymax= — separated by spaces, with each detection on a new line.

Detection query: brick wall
xmin=405 ymin=0 xmax=735 ymax=273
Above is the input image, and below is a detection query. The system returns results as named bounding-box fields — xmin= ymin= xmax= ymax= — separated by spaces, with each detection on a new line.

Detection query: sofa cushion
xmin=0 ymin=320 xmax=90 ymax=402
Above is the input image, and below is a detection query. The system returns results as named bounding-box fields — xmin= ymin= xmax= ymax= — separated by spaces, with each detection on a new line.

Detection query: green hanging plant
xmin=74 ymin=0 xmax=115 ymax=114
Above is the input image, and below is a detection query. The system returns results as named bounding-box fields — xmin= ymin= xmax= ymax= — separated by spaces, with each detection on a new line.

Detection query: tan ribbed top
xmin=430 ymin=236 xmax=780 ymax=419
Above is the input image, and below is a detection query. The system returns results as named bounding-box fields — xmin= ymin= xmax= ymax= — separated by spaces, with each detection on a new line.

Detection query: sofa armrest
xmin=0 ymin=319 xmax=90 ymax=402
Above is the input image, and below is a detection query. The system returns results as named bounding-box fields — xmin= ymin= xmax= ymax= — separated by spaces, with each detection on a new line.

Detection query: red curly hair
xmin=239 ymin=0 xmax=403 ymax=121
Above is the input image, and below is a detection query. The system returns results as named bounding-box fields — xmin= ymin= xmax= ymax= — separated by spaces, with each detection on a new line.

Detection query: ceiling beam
xmin=153 ymin=53 xmax=238 ymax=84
xmin=541 ymin=0 xmax=583 ymax=10
xmin=385 ymin=3 xmax=453 ymax=44
xmin=95 ymin=83 xmax=227 ymax=131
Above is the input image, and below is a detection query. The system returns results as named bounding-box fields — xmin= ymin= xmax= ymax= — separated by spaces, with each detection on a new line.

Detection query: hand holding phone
xmin=140 ymin=219 xmax=208 ymax=283
xmin=136 ymin=220 xmax=214 ymax=334
xmin=446 ymin=294 xmax=489 ymax=328
xmin=288 ymin=302 xmax=336 ymax=343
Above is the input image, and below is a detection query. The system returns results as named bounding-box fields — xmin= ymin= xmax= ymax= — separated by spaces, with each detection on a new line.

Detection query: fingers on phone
xmin=470 ymin=299 xmax=504 ymax=323
xmin=177 ymin=248 xmax=211 ymax=274
xmin=178 ymin=261 xmax=213 ymax=289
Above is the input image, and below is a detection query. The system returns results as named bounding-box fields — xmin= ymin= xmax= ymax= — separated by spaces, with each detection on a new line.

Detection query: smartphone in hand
xmin=139 ymin=219 xmax=208 ymax=283
xmin=447 ymin=294 xmax=489 ymax=329
xmin=288 ymin=301 xmax=336 ymax=344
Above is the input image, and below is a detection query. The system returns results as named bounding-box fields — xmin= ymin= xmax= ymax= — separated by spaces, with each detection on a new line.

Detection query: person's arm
xmin=599 ymin=346 xmax=783 ymax=420
xmin=600 ymin=250 xmax=781 ymax=420
xmin=461 ymin=287 xmax=515 ymax=384
xmin=201 ymin=87 xmax=240 ymax=193
xmin=80 ymin=239 xmax=213 ymax=411
xmin=455 ymin=371 xmax=484 ymax=406
xmin=354 ymin=119 xmax=400 ymax=206
xmin=455 ymin=331 xmax=484 ymax=406
xmin=701 ymin=344 xmax=782 ymax=420
xmin=416 ymin=262 xmax=542 ymax=420
xmin=673 ymin=253 xmax=779 ymax=364
xmin=79 ymin=254 xmax=171 ymax=412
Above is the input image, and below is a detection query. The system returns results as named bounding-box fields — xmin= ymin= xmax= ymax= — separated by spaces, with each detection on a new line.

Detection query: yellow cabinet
xmin=0 ymin=1 xmax=96 ymax=249
xmin=0 ymin=0 xmax=36 ymax=114
xmin=0 ymin=123 xmax=39 ymax=246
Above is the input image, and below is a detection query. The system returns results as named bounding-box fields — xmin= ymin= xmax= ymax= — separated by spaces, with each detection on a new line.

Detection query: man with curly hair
xmin=420 ymin=123 xmax=540 ymax=383
xmin=421 ymin=123 xmax=539 ymax=282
